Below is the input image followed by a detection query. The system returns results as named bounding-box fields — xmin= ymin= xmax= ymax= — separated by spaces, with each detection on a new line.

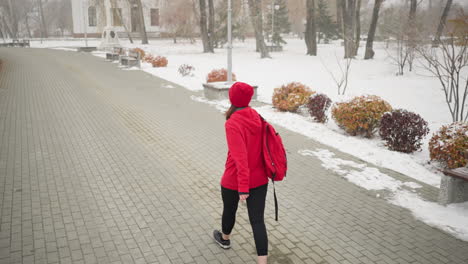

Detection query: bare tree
xmin=247 ymin=0 xmax=270 ymax=58
xmin=386 ymin=36 xmax=410 ymax=75
xmin=321 ymin=54 xmax=353 ymax=95
xmin=305 ymin=0 xmax=317 ymax=55
xmin=418 ymin=37 xmax=468 ymax=122
xmin=433 ymin=0 xmax=453 ymax=47
xmin=162 ymin=0 xmax=197 ymax=43
xmin=0 ymin=15 xmax=12 ymax=39
xmin=364 ymin=0 xmax=384 ymax=59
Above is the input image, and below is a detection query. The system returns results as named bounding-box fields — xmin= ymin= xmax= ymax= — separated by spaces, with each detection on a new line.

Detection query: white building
xmin=71 ymin=0 xmax=166 ymax=38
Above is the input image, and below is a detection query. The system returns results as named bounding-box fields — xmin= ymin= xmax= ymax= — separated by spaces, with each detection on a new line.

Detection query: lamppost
xmin=227 ymin=0 xmax=232 ymax=83
xmin=82 ymin=0 xmax=88 ymax=47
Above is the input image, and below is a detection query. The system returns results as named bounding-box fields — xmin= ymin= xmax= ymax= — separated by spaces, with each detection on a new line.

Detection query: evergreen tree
xmin=317 ymin=0 xmax=338 ymax=43
xmin=265 ymin=0 xmax=291 ymax=45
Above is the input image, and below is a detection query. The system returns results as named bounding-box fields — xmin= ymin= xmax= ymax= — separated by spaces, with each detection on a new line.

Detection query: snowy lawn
xmin=33 ymin=38 xmax=458 ymax=187
xmin=120 ymin=37 xmax=452 ymax=188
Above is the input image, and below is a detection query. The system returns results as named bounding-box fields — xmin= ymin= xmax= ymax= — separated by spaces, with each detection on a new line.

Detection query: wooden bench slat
xmin=443 ymin=167 xmax=468 ymax=181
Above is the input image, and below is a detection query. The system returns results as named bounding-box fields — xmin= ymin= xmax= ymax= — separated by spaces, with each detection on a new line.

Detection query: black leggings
xmin=221 ymin=184 xmax=268 ymax=256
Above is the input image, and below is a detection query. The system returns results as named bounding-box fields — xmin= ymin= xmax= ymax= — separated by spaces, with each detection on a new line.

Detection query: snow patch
xmin=390 ymin=191 xmax=468 ymax=242
xmin=300 ymin=148 xmax=468 ymax=242
xmin=190 ymin=96 xmax=230 ymax=112
xmin=162 ymin=84 xmax=175 ymax=89
xmin=299 ymin=149 xmax=404 ymax=192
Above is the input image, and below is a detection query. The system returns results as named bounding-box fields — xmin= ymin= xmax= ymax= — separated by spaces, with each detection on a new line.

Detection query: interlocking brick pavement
xmin=0 ymin=48 xmax=467 ymax=264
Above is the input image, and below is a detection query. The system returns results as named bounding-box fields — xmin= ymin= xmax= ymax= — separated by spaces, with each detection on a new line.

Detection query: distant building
xmin=71 ymin=0 xmax=166 ymax=38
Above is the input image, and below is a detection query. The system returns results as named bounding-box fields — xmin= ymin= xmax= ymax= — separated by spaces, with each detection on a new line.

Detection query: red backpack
xmin=260 ymin=116 xmax=287 ymax=181
xmin=259 ymin=115 xmax=287 ymax=221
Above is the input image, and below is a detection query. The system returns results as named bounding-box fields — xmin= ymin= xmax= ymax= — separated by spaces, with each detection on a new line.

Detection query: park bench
xmin=0 ymin=39 xmax=30 ymax=48
xmin=21 ymin=39 xmax=30 ymax=47
xmin=266 ymin=45 xmax=283 ymax=52
xmin=13 ymin=39 xmax=30 ymax=47
xmin=106 ymin=47 xmax=123 ymax=61
xmin=119 ymin=49 xmax=140 ymax=68
xmin=438 ymin=151 xmax=468 ymax=205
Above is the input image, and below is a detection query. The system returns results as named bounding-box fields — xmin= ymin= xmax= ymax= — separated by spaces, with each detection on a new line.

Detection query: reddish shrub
xmin=132 ymin=48 xmax=145 ymax=60
xmin=206 ymin=69 xmax=237 ymax=83
xmin=178 ymin=64 xmax=195 ymax=77
xmin=152 ymin=56 xmax=168 ymax=67
xmin=272 ymin=82 xmax=315 ymax=112
xmin=307 ymin=93 xmax=332 ymax=123
xmin=332 ymin=95 xmax=392 ymax=138
xmin=429 ymin=122 xmax=468 ymax=169
xmin=379 ymin=110 xmax=429 ymax=153
xmin=143 ymin=54 xmax=154 ymax=63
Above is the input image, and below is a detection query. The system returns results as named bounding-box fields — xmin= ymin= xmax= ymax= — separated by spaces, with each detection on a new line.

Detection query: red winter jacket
xmin=221 ymin=107 xmax=268 ymax=193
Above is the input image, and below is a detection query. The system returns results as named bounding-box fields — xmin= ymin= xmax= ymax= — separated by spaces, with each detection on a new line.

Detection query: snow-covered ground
xmin=31 ymin=37 xmax=468 ymax=242
xmin=132 ymin=39 xmax=457 ymax=187
xmin=300 ymin=148 xmax=468 ymax=242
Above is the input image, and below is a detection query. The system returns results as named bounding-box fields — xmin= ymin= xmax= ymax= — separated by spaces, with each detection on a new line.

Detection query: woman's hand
xmin=239 ymin=194 xmax=249 ymax=201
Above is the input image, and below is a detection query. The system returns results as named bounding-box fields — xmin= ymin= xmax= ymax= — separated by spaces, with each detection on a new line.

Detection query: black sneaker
xmin=213 ymin=230 xmax=231 ymax=249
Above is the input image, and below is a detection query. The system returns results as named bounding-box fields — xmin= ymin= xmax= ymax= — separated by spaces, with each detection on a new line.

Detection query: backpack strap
xmin=273 ymin=179 xmax=278 ymax=221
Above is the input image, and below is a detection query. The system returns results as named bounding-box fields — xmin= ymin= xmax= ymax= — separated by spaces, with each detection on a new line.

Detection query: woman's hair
xmin=225 ymin=105 xmax=237 ymax=120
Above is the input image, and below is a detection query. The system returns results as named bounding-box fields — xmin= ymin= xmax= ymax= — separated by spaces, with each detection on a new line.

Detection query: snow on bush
xmin=206 ymin=68 xmax=236 ymax=83
xmin=178 ymin=64 xmax=195 ymax=77
xmin=143 ymin=54 xmax=154 ymax=63
xmin=429 ymin=122 xmax=468 ymax=169
xmin=151 ymin=56 xmax=168 ymax=68
xmin=332 ymin=95 xmax=392 ymax=138
xmin=379 ymin=110 xmax=430 ymax=153
xmin=307 ymin=93 xmax=332 ymax=123
xmin=132 ymin=48 xmax=145 ymax=60
xmin=272 ymin=82 xmax=314 ymax=113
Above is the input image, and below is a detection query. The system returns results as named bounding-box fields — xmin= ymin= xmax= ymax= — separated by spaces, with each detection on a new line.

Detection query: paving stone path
xmin=0 ymin=48 xmax=467 ymax=264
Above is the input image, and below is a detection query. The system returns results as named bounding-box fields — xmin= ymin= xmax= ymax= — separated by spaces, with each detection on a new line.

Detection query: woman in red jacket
xmin=213 ymin=82 xmax=269 ymax=264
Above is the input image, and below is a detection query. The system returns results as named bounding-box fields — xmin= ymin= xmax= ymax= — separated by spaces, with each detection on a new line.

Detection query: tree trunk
xmin=305 ymin=0 xmax=317 ymax=56
xmin=341 ymin=0 xmax=356 ymax=58
xmin=199 ymin=0 xmax=210 ymax=52
xmin=354 ymin=0 xmax=361 ymax=56
xmin=135 ymin=0 xmax=148 ymax=44
xmin=0 ymin=25 xmax=5 ymax=42
xmin=1 ymin=16 xmax=13 ymax=39
xmin=111 ymin=0 xmax=133 ymax=43
xmin=409 ymin=0 xmax=417 ymax=27
xmin=336 ymin=0 xmax=342 ymax=32
xmin=433 ymin=0 xmax=453 ymax=46
xmin=408 ymin=0 xmax=417 ymax=40
xmin=247 ymin=0 xmax=270 ymax=58
xmin=38 ymin=0 xmax=48 ymax=38
xmin=8 ymin=0 xmax=18 ymax=38
xmin=25 ymin=14 xmax=32 ymax=39
xmin=207 ymin=0 xmax=215 ymax=53
xmin=364 ymin=0 xmax=383 ymax=59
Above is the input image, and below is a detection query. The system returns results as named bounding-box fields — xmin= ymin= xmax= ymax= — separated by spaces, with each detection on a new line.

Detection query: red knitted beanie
xmin=229 ymin=82 xmax=254 ymax=107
